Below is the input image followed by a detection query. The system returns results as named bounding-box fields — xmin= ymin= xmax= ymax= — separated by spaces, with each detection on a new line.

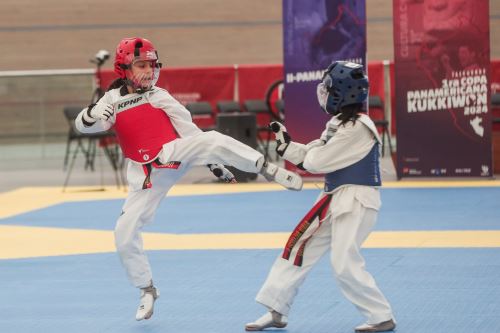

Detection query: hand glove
xmin=208 ymin=164 xmax=237 ymax=183
xmin=83 ymin=103 xmax=115 ymax=124
xmin=269 ymin=121 xmax=291 ymax=157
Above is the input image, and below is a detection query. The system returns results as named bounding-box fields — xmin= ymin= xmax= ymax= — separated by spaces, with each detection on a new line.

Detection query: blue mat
xmin=1 ymin=248 xmax=500 ymax=333
xmin=2 ymin=186 xmax=500 ymax=332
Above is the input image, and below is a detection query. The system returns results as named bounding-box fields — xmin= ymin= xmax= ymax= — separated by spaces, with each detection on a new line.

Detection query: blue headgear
xmin=316 ymin=61 xmax=369 ymax=115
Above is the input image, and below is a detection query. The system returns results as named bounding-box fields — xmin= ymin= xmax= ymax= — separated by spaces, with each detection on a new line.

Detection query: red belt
xmin=282 ymin=194 xmax=332 ymax=266
xmin=141 ymin=158 xmax=181 ymax=189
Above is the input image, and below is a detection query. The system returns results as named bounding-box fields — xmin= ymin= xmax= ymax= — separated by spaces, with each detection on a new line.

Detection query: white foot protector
xmin=245 ymin=311 xmax=288 ymax=331
xmin=135 ymin=285 xmax=159 ymax=321
xmin=261 ymin=162 xmax=303 ymax=191
xmin=354 ymin=319 xmax=396 ymax=332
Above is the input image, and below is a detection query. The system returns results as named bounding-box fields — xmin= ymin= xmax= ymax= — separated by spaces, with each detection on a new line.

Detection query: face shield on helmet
xmin=316 ymin=61 xmax=369 ymax=115
xmin=114 ymin=37 xmax=162 ymax=93
xmin=128 ymin=58 xmax=161 ymax=93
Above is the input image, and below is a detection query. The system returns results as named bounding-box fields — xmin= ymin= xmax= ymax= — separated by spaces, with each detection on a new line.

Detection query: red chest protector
xmin=113 ymin=96 xmax=178 ymax=163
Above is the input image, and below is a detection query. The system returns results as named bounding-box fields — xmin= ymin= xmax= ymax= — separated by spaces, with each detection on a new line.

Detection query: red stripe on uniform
xmin=142 ymin=163 xmax=153 ymax=189
xmin=282 ymin=194 xmax=332 ymax=261
xmin=152 ymin=161 xmax=181 ymax=169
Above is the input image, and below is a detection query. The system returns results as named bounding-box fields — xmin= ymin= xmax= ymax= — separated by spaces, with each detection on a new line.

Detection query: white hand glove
xmin=84 ymin=103 xmax=115 ymax=123
xmin=208 ymin=164 xmax=237 ymax=183
xmin=269 ymin=121 xmax=291 ymax=156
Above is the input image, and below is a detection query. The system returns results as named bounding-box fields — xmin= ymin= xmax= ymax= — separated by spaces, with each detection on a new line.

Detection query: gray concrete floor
xmin=0 ymin=141 xmax=398 ymax=193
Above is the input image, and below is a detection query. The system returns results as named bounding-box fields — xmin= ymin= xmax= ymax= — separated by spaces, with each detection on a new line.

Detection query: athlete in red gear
xmin=75 ymin=37 xmax=303 ymax=321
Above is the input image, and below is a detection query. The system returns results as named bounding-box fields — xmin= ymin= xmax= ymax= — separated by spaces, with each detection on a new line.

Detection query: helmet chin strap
xmin=123 ymin=79 xmax=151 ymax=94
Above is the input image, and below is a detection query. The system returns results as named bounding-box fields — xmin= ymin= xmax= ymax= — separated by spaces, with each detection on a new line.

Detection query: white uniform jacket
xmin=283 ymin=114 xmax=383 ymax=219
xmin=75 ymin=86 xmax=202 ymax=140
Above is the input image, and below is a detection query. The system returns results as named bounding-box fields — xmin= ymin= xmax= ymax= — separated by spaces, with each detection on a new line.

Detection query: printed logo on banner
xmin=430 ymin=168 xmax=447 ymax=175
xmin=455 ymin=168 xmax=472 ymax=174
xmin=480 ymin=165 xmax=490 ymax=176
xmin=402 ymin=167 xmax=422 ymax=175
xmin=408 ymin=169 xmax=421 ymax=176
xmin=172 ymin=92 xmax=202 ymax=105
xmin=394 ymin=0 xmax=492 ymax=178
xmin=285 ymin=57 xmax=364 ymax=84
xmin=406 ymin=71 xmax=488 ymax=138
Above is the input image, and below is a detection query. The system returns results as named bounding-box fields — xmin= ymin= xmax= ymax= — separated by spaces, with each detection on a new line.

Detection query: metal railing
xmin=0 ymin=69 xmax=95 ymax=158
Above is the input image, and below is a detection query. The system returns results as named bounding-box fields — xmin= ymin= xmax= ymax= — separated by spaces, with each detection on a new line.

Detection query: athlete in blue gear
xmin=245 ymin=61 xmax=396 ymax=333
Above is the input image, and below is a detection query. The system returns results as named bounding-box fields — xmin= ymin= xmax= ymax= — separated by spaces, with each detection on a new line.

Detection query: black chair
xmin=368 ymin=95 xmax=394 ymax=157
xmin=217 ymin=100 xmax=242 ymax=113
xmin=492 ymin=93 xmax=500 ymax=125
xmin=63 ymin=106 xmax=90 ymax=170
xmin=243 ymin=99 xmax=274 ymax=159
xmin=62 ymin=106 xmax=123 ymax=191
xmin=186 ymin=101 xmax=212 ymax=115
xmin=186 ymin=102 xmax=216 ymax=131
xmin=216 ymin=112 xmax=258 ymax=182
xmin=492 ymin=93 xmax=500 ymax=106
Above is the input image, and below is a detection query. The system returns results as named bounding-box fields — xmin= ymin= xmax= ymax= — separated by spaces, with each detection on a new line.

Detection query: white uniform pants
xmin=115 ymin=131 xmax=263 ymax=288
xmin=255 ymin=192 xmax=394 ymax=324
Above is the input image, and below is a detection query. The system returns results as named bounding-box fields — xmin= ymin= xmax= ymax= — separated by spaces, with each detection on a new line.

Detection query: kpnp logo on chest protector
xmin=116 ymin=96 xmax=146 ymax=113
xmin=113 ymin=97 xmax=179 ymax=164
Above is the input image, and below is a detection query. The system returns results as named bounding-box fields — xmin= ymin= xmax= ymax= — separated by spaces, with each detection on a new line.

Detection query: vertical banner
xmin=393 ymin=0 xmax=491 ymax=178
xmin=283 ymin=0 xmax=366 ymax=174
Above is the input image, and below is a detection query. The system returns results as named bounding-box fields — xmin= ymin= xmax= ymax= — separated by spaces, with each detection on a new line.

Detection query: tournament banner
xmin=393 ymin=0 xmax=492 ymax=178
xmin=283 ymin=0 xmax=366 ymax=174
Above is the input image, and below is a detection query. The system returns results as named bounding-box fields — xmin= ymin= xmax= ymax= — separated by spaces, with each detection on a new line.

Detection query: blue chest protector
xmin=324 ymin=143 xmax=381 ymax=192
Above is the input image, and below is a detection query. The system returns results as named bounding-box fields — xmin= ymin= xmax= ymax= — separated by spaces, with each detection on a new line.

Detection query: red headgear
xmin=114 ymin=37 xmax=159 ymax=79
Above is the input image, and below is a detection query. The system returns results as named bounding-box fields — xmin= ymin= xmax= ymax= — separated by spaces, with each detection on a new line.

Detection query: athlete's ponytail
xmin=107 ymin=78 xmax=126 ymax=91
